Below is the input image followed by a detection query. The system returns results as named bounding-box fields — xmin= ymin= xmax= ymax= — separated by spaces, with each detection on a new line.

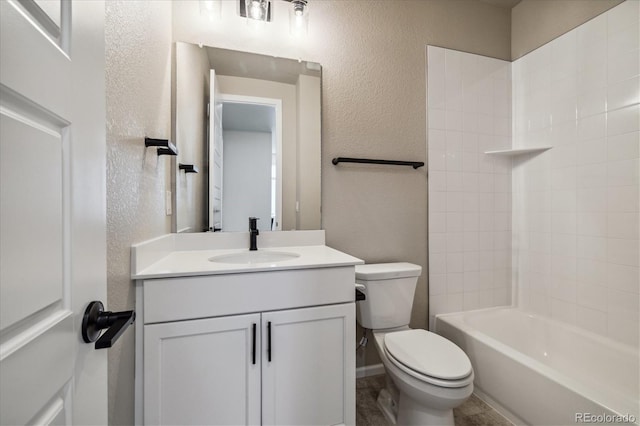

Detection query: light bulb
xmin=249 ymin=0 xmax=265 ymax=20
xmin=289 ymin=0 xmax=308 ymax=36
xmin=199 ymin=0 xmax=220 ymax=21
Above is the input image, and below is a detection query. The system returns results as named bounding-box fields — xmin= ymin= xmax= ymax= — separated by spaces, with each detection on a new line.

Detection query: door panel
xmin=33 ymin=0 xmax=63 ymax=29
xmin=144 ymin=314 xmax=261 ymax=425
xmin=0 ymin=316 xmax=73 ymax=425
xmin=0 ymin=99 xmax=67 ymax=330
xmin=0 ymin=0 xmax=107 ymax=424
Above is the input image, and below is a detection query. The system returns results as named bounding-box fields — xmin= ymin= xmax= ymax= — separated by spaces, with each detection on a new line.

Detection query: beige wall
xmin=104 ymin=0 xmax=639 ymax=422
xmin=105 ymin=1 xmax=172 ymax=424
xmin=106 ymin=1 xmax=511 ymax=423
xmin=511 ymin=0 xmax=624 ymax=59
xmin=175 ymin=42 xmax=210 ymax=232
xmin=296 ymin=74 xmax=322 ymax=230
xmin=172 ymin=0 xmax=511 ymax=368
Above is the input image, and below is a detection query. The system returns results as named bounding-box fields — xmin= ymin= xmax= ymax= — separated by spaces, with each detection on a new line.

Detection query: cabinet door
xmin=144 ymin=314 xmax=261 ymax=425
xmin=262 ymin=303 xmax=355 ymax=426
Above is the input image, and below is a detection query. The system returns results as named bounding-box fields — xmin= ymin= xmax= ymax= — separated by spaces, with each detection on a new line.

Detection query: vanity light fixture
xmin=238 ymin=0 xmax=309 ymax=35
xmin=239 ymin=0 xmax=272 ymax=22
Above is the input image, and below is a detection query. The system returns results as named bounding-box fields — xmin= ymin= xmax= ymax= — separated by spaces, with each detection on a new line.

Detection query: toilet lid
xmin=384 ymin=329 xmax=472 ymax=380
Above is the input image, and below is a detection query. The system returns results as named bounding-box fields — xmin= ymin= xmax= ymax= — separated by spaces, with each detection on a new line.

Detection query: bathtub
xmin=435 ymin=307 xmax=639 ymax=426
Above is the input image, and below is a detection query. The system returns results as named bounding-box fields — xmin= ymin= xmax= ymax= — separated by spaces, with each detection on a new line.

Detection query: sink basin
xmin=208 ymin=251 xmax=300 ymax=265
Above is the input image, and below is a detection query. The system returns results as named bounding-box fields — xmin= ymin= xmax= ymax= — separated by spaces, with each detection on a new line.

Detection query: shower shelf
xmin=484 ymin=146 xmax=552 ymax=156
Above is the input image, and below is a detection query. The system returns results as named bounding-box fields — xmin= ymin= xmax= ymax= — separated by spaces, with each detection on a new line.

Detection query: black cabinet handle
xmin=252 ymin=323 xmax=256 ymax=365
xmin=267 ymin=321 xmax=272 ymax=362
xmin=81 ymin=301 xmax=136 ymax=349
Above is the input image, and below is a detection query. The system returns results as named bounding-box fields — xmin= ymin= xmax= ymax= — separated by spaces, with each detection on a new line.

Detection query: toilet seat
xmin=383 ymin=330 xmax=473 ymax=388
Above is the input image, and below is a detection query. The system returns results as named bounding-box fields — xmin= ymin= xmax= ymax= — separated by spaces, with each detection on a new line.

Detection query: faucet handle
xmin=249 ymin=217 xmax=259 ymax=230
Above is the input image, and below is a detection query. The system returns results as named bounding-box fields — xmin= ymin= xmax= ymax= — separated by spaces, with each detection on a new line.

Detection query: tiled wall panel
xmin=427 ymin=46 xmax=513 ymax=328
xmin=512 ymin=1 xmax=639 ymax=346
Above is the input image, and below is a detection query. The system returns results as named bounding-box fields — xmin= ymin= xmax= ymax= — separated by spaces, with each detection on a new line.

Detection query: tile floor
xmin=356 ymin=374 xmax=513 ymax=426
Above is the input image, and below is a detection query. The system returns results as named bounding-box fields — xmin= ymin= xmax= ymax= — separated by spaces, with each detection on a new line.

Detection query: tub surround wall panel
xmin=427 ymin=46 xmax=513 ymax=329
xmin=106 ymin=1 xmax=173 ymax=424
xmin=511 ymin=0 xmax=625 ymax=60
xmin=512 ymin=0 xmax=640 ymax=346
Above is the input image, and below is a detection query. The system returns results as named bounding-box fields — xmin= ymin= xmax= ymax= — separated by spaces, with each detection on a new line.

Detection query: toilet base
xmin=376 ymin=388 xmax=398 ymax=424
xmin=397 ymin=393 xmax=454 ymax=426
xmin=376 ymin=384 xmax=456 ymax=426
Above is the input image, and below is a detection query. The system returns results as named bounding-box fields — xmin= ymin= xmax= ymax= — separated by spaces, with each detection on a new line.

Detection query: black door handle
xmin=81 ymin=301 xmax=136 ymax=349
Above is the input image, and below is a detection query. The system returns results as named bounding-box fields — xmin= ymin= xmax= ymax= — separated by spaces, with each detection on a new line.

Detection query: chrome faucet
xmin=249 ymin=217 xmax=259 ymax=251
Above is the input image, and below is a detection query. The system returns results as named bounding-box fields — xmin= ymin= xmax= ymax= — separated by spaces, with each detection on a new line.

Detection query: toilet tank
xmin=355 ymin=263 xmax=422 ymax=330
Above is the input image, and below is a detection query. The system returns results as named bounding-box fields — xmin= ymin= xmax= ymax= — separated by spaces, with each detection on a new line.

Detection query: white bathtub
xmin=435 ymin=307 xmax=639 ymax=426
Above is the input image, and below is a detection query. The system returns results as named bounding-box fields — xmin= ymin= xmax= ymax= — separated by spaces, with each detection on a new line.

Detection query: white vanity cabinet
xmin=261 ymin=304 xmax=354 ymax=426
xmin=143 ymin=313 xmax=261 ymax=425
xmin=134 ymin=264 xmax=357 ymax=426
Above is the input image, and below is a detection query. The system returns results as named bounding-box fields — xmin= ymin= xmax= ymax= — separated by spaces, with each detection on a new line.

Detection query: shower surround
xmin=512 ymin=0 xmax=639 ymax=346
xmin=428 ymin=0 xmax=639 ymax=346
xmin=427 ymin=1 xmax=639 ymax=423
xmin=427 ymin=46 xmax=513 ymax=329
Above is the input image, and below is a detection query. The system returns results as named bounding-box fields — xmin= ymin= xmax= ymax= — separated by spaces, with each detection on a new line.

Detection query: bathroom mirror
xmin=173 ymin=42 xmax=322 ymax=233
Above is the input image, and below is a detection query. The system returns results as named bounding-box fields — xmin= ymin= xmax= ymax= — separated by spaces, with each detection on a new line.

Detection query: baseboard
xmin=356 ymin=363 xmax=385 ymax=379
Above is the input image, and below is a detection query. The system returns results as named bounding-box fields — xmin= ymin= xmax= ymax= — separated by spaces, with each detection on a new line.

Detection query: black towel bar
xmin=332 ymin=157 xmax=424 ymax=169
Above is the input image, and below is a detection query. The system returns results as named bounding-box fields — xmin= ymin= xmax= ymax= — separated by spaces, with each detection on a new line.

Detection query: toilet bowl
xmin=355 ymin=263 xmax=474 ymax=426
xmin=373 ymin=329 xmax=474 ymax=425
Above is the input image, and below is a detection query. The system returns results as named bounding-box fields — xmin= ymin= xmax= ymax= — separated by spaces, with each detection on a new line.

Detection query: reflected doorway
xmin=214 ymin=94 xmax=282 ymax=232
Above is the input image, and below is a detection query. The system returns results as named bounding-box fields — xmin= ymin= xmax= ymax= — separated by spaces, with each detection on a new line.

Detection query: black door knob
xmin=81 ymin=301 xmax=136 ymax=349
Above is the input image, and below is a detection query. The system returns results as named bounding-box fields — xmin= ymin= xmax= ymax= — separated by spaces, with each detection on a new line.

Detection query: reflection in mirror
xmin=173 ymin=42 xmax=321 ymax=233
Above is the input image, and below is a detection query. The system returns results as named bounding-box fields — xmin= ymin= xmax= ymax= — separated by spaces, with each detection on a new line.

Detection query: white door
xmin=143 ymin=314 xmax=261 ymax=425
xmin=209 ymin=69 xmax=223 ymax=231
xmin=0 ymin=1 xmax=107 ymax=425
xmin=262 ymin=304 xmax=356 ymax=426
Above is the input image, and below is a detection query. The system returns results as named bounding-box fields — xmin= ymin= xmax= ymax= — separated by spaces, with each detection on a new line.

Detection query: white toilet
xmin=355 ymin=263 xmax=474 ymax=426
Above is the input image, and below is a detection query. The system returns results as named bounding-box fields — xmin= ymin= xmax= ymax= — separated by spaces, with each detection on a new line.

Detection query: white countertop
xmin=131 ymin=231 xmax=363 ymax=279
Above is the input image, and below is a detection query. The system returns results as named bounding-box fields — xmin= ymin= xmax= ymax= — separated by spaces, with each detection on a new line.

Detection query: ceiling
xmin=478 ymin=0 xmax=523 ymax=9
xmin=222 ymin=102 xmax=275 ymax=133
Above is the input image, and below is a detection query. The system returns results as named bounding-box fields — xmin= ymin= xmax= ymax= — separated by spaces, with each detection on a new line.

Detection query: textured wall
xmin=173 ymin=0 xmax=511 ymax=368
xmin=103 ymin=1 xmax=637 ymax=422
xmin=511 ymin=0 xmax=624 ymax=60
xmin=105 ymin=1 xmax=172 ymax=424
